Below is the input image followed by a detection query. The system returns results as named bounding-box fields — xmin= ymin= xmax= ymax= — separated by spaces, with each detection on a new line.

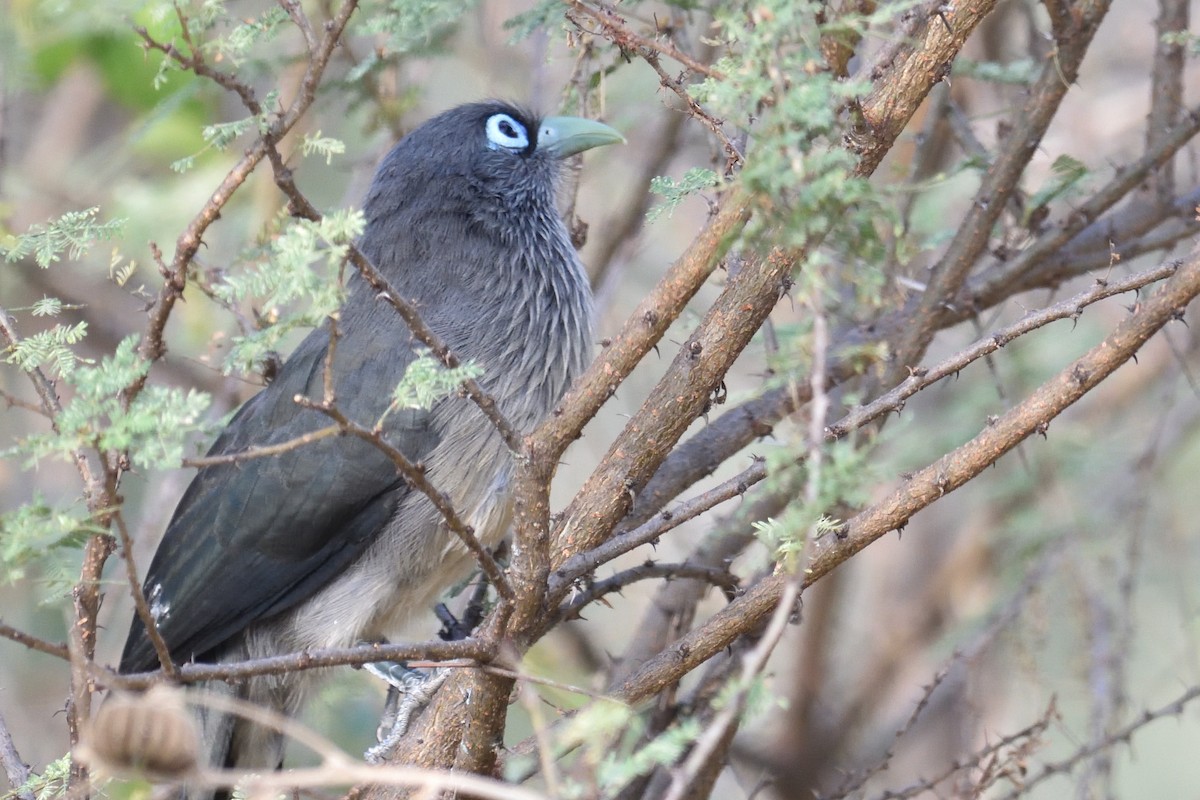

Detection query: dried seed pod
xmin=85 ymin=687 xmax=198 ymax=777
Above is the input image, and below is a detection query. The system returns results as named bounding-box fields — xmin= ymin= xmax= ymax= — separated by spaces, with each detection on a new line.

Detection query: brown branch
xmin=295 ymin=397 xmax=513 ymax=602
xmin=112 ymin=503 xmax=178 ymax=679
xmin=818 ymin=0 xmax=877 ymax=78
xmin=827 ymin=261 xmax=1182 ymax=437
xmin=536 ymin=188 xmax=752 ymax=463
xmin=569 ymin=0 xmax=722 ymax=79
xmin=851 ymin=0 xmax=1003 ymax=177
xmin=182 ymin=423 xmax=343 ymax=467
xmin=68 ymin=531 xmax=115 ymax=785
xmin=550 ymin=239 xmax=792 ymax=591
xmin=565 ymin=14 xmax=743 ymax=168
xmin=564 ymin=4 xmax=743 ymax=169
xmin=0 ymin=621 xmax=70 ymax=660
xmin=550 ymin=455 xmax=763 ymax=601
xmin=887 ymin=0 xmax=1113 ymax=376
xmin=663 ymin=580 xmax=800 ymax=800
xmin=123 ymin=0 xmax=359 ymax=405
xmin=1146 ymin=0 xmax=1189 ymax=204
xmin=547 ymin=0 xmax=999 ymax=586
xmin=108 ymin=638 xmax=492 ymax=689
xmin=992 ymin=684 xmax=1200 ymax=800
xmin=559 ymin=562 xmax=738 ymax=619
xmin=625 ymin=246 xmax=1185 ymax=547
xmin=0 ymin=304 xmax=115 ymax=785
xmin=608 ymin=251 xmax=1200 ymax=705
xmin=0 ymin=710 xmax=32 ymax=800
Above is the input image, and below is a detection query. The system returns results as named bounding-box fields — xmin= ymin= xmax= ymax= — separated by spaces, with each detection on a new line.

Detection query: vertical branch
xmin=886 ymin=0 xmax=1114 ymax=379
xmin=0 ymin=710 xmax=33 ymax=800
xmin=1146 ymin=0 xmax=1189 ymax=204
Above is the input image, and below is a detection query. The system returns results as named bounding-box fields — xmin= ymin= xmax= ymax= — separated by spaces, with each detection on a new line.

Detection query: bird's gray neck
xmin=356 ymin=197 xmax=593 ymax=431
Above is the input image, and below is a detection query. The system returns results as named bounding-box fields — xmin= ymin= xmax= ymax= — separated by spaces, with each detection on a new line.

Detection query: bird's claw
xmin=364 ymin=660 xmax=449 ymax=763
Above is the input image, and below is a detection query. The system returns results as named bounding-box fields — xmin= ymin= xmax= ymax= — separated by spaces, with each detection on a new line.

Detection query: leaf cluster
xmin=214 ymin=210 xmax=365 ymax=376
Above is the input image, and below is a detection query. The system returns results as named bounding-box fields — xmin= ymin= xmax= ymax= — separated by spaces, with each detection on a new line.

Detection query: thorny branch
xmin=0 ymin=710 xmax=32 ymax=800
xmin=6 ymin=0 xmax=1200 ymax=794
xmin=109 ymin=638 xmax=491 ymax=690
xmin=295 ymin=395 xmax=514 ymax=602
xmin=0 ymin=622 xmax=69 ymax=660
xmin=559 ymin=562 xmax=738 ymax=619
xmin=607 ymin=252 xmax=1200 ymax=708
xmin=992 ymin=684 xmax=1200 ymax=800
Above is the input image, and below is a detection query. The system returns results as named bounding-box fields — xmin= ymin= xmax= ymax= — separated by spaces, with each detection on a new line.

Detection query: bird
xmin=118 ymin=101 xmax=622 ymax=792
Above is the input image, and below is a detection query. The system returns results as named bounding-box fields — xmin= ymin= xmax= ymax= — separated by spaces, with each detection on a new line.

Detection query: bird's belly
xmin=275 ymin=460 xmax=514 ymax=652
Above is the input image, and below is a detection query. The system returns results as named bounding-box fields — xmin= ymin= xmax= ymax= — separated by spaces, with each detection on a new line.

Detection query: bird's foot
xmin=363 ymin=660 xmax=449 ymax=764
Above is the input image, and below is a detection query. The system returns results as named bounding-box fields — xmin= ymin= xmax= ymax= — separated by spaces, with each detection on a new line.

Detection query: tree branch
xmin=609 ymin=251 xmax=1200 ymax=705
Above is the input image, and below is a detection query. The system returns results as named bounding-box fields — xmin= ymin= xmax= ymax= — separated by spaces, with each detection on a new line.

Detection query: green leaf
xmin=1 ymin=208 xmax=126 ymax=268
xmin=0 ymin=498 xmax=95 ymax=584
xmin=17 ymin=335 xmax=214 ymax=470
xmin=31 ymin=297 xmax=63 ymax=317
xmin=1026 ymin=154 xmax=1090 ymax=223
xmin=217 ymin=211 xmax=366 ymax=376
xmin=300 ymin=131 xmax=347 ymax=165
xmin=5 ymin=321 xmax=90 ymax=378
xmin=648 ymin=168 xmax=719 ymax=221
xmin=390 ymin=350 xmax=484 ymax=411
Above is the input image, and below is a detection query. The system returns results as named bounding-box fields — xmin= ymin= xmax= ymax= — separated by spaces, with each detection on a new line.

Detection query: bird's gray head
xmin=362 ymin=102 xmax=623 ymax=245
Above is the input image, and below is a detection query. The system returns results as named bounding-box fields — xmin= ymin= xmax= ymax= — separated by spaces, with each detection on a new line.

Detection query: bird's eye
xmin=485 ymin=113 xmax=530 ymax=152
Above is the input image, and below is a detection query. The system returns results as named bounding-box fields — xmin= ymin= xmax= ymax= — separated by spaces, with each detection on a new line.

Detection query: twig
xmin=124 ymin=0 xmax=360 ymax=404
xmin=0 ymin=709 xmax=33 ymax=800
xmin=0 ymin=306 xmax=104 ymax=508
xmin=662 ymin=579 xmax=800 ymax=800
xmin=569 ymin=1 xmax=722 ymax=78
xmin=292 ymin=396 xmax=512 ymax=600
xmin=827 ymin=261 xmax=1182 ymax=438
xmin=107 ymin=638 xmax=492 ymax=689
xmin=550 ymin=456 xmax=764 ymax=600
xmin=566 ymin=2 xmax=742 ymax=165
xmin=0 ymin=388 xmax=48 ymax=417
xmin=608 ymin=252 xmax=1200 ymax=707
xmin=111 ymin=502 xmax=177 ymax=679
xmin=870 ymin=699 xmax=1059 ymax=800
xmin=992 ymin=684 xmax=1200 ymax=800
xmin=834 ymin=546 xmax=1066 ymax=797
xmin=181 ymin=423 xmax=343 ymax=467
xmin=560 ymin=562 xmax=738 ymax=619
xmin=0 ymin=622 xmax=70 ymax=660
xmin=279 ymin=0 xmax=319 ymax=55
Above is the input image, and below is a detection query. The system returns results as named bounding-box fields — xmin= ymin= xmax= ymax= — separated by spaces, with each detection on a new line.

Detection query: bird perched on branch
xmin=119 ymin=102 xmax=622 ymax=793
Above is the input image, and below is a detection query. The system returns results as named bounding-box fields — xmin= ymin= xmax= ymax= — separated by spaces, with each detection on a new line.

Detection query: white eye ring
xmin=485 ymin=113 xmax=529 ymax=152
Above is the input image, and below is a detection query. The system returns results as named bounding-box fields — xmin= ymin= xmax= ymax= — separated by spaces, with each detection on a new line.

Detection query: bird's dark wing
xmin=121 ymin=322 xmax=438 ymax=673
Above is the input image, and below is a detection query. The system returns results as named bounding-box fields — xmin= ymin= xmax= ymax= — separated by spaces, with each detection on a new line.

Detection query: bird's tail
xmin=183 ymin=640 xmax=302 ymax=800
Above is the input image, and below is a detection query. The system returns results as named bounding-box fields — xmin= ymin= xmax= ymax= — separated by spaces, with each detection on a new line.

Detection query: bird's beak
xmin=538 ymin=116 xmax=625 ymax=158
